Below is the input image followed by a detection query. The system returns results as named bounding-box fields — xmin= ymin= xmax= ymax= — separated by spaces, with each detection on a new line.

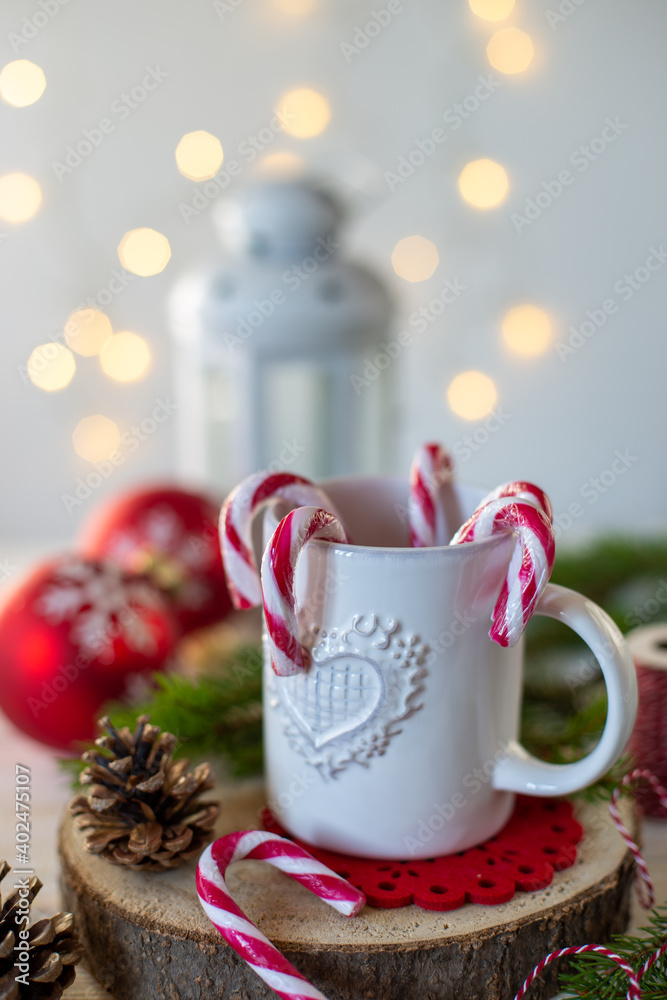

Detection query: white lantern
xmin=168 ymin=179 xmax=393 ymax=490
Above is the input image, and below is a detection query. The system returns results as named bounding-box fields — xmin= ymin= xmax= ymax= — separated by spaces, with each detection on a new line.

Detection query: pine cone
xmin=70 ymin=716 xmax=219 ymax=871
xmin=0 ymin=860 xmax=83 ymax=1000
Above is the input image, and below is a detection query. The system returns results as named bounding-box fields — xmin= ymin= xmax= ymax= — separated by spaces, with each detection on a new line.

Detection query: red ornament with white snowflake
xmin=79 ymin=485 xmax=233 ymax=635
xmin=0 ymin=557 xmax=177 ymax=750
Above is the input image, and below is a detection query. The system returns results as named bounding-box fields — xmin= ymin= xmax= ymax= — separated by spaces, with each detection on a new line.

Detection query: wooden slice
xmin=59 ymin=783 xmax=635 ymax=1000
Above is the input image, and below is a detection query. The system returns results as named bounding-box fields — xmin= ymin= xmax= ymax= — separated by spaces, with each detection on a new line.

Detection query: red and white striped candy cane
xmin=451 ymin=496 xmax=555 ymax=647
xmin=220 ymin=472 xmax=341 ymax=611
xmin=480 ymin=480 xmax=553 ymax=522
xmin=408 ymin=442 xmax=458 ymax=547
xmin=513 ymin=943 xmax=642 ymax=1000
xmin=196 ymin=830 xmax=365 ymax=1000
xmin=261 ymin=506 xmax=349 ymax=676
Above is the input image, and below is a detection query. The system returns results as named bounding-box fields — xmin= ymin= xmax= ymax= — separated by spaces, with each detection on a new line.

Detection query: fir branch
xmin=58 ymin=535 xmax=667 ymax=795
xmin=61 ymin=645 xmax=263 ymax=786
xmin=560 ymin=905 xmax=667 ymax=998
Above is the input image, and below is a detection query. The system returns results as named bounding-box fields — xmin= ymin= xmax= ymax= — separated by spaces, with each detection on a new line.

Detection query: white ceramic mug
xmin=261 ymin=476 xmax=637 ymax=859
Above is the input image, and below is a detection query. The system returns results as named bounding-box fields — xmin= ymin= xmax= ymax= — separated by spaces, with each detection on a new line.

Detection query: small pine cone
xmin=0 ymin=860 xmax=84 ymax=1000
xmin=70 ymin=716 xmax=219 ymax=871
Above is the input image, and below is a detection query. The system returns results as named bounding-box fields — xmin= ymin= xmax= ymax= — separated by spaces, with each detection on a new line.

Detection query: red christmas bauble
xmin=79 ymin=485 xmax=233 ymax=634
xmin=0 ymin=557 xmax=177 ymax=750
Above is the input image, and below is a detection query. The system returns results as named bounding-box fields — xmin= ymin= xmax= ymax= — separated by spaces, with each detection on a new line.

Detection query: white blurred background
xmin=1 ymin=0 xmax=666 ymax=552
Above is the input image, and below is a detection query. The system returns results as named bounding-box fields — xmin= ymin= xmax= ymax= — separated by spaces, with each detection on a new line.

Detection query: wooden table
xmin=1 ymin=712 xmax=665 ymax=1000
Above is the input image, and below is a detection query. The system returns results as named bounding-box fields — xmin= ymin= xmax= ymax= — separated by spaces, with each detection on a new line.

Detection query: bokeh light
xmin=272 ymin=0 xmax=316 ymax=13
xmin=458 ymin=159 xmax=509 ymax=209
xmin=118 ymin=228 xmax=171 ymax=276
xmin=447 ymin=371 xmax=498 ymax=420
xmin=487 ymin=28 xmax=534 ymax=74
xmin=0 ymin=60 xmax=46 ymax=107
xmin=468 ymin=0 xmax=515 ymax=21
xmin=72 ymin=415 xmax=121 ymax=463
xmin=502 ymin=304 xmax=552 ymax=356
xmin=175 ymin=130 xmax=224 ymax=181
xmin=256 ymin=151 xmax=304 ymax=177
xmin=0 ymin=173 xmax=42 ymax=223
xmin=391 ymin=236 xmax=439 ymax=283
xmin=64 ymin=309 xmax=113 ymax=357
xmin=277 ymin=88 xmax=331 ymax=138
xmin=100 ymin=331 xmax=151 ymax=382
xmin=27 ymin=343 xmax=76 ymax=392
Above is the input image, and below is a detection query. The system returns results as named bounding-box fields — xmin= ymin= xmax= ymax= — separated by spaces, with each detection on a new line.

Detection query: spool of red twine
xmin=627 ymin=624 xmax=667 ymax=818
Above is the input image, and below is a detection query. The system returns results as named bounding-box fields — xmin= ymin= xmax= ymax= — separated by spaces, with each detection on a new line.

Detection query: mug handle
xmin=493 ymin=583 xmax=638 ymax=796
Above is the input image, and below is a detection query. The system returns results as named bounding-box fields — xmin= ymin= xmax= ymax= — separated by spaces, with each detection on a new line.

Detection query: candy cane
xmin=197 ymin=831 xmax=365 ymax=1000
xmin=408 ymin=442 xmax=460 ymax=547
xmin=261 ymin=506 xmax=349 ymax=676
xmin=480 ymin=481 xmax=553 ymax=522
xmin=220 ymin=472 xmax=341 ymax=611
xmin=513 ymin=943 xmax=642 ymax=1000
xmin=451 ymin=495 xmax=555 ymax=647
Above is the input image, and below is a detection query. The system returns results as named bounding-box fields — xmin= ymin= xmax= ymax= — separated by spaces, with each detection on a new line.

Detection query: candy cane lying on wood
xmin=197 ymin=830 xmax=365 ymax=1000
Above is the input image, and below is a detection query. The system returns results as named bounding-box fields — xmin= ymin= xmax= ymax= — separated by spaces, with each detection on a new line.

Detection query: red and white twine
xmin=609 ymin=768 xmax=667 ymax=909
xmin=514 ymin=768 xmax=667 ymax=1000
xmin=514 ymin=944 xmax=642 ymax=1000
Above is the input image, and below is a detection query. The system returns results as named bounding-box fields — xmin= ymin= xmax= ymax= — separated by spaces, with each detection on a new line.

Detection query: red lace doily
xmin=262 ymin=796 xmax=583 ymax=911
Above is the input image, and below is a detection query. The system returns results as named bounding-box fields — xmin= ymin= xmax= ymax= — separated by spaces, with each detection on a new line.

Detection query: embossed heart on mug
xmin=279 ymin=653 xmax=385 ymax=748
